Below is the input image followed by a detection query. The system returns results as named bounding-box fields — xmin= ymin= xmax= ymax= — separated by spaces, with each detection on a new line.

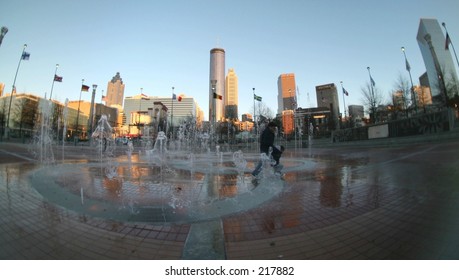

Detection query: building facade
xmin=105 ymin=72 xmax=125 ymax=108
xmin=277 ymin=73 xmax=297 ymax=114
xmin=316 ymin=83 xmax=340 ymax=129
xmin=123 ymin=94 xmax=204 ymax=136
xmin=417 ymin=18 xmax=458 ymax=104
xmin=209 ymin=48 xmax=226 ymax=123
xmin=225 ymin=68 xmax=238 ymax=120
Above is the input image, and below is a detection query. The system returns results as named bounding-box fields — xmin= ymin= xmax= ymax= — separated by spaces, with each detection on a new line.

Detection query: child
xmin=271 ymin=145 xmax=285 ymax=176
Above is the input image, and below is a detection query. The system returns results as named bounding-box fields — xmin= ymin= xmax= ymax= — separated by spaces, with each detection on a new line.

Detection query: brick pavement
xmin=1 ymin=140 xmax=459 ymax=259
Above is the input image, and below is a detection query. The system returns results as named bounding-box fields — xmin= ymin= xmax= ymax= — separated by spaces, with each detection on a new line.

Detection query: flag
xmin=213 ymin=92 xmax=222 ymax=100
xmin=445 ymin=32 xmax=451 ymax=50
xmin=343 ymin=87 xmax=349 ymax=96
xmin=21 ymin=52 xmax=30 ymax=60
xmin=81 ymin=84 xmax=89 ymax=92
xmin=172 ymin=93 xmax=177 ymax=100
xmin=405 ymin=57 xmax=411 ymax=72
xmin=178 ymin=95 xmax=182 ymax=102
xmin=254 ymin=94 xmax=262 ymax=101
xmin=370 ymin=76 xmax=375 ymax=87
xmin=54 ymin=75 xmax=63 ymax=82
xmin=102 ymin=95 xmax=107 ymax=102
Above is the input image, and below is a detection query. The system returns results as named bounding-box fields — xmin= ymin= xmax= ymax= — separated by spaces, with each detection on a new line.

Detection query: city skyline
xmin=1 ymin=0 xmax=458 ymax=121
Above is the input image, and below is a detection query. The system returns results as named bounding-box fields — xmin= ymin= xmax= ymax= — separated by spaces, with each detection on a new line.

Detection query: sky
xmin=1 ymin=0 xmax=459 ymax=121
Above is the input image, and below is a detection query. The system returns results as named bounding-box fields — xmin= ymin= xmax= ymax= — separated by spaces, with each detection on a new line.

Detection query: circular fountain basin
xmin=29 ymin=152 xmax=317 ymax=224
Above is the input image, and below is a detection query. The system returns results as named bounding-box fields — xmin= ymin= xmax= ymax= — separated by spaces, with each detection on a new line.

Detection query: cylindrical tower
xmin=209 ymin=48 xmax=225 ymax=124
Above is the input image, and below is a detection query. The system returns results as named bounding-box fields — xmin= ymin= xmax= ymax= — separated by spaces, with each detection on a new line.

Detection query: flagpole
xmin=367 ymin=67 xmax=377 ymax=123
xmin=252 ymin=88 xmax=257 ymax=138
xmin=442 ymin=22 xmax=459 ymax=68
xmin=75 ymin=79 xmax=84 ymax=144
xmin=340 ymin=81 xmax=347 ymax=119
xmin=401 ymin=47 xmax=418 ymax=113
xmin=5 ymin=44 xmax=27 ymax=138
xmin=49 ymin=64 xmax=59 ymax=100
xmin=171 ymin=86 xmax=174 ymax=140
xmin=0 ymin=26 xmax=8 ymax=47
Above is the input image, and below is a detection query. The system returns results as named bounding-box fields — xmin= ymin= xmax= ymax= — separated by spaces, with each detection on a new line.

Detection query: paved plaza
xmin=1 ymin=136 xmax=459 ymax=260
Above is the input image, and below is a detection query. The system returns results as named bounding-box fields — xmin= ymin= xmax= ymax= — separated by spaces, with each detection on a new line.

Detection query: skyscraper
xmin=417 ymin=18 xmax=458 ymax=104
xmin=209 ymin=48 xmax=225 ymax=123
xmin=316 ymin=83 xmax=340 ymax=129
xmin=225 ymin=68 xmax=238 ymax=120
xmin=277 ymin=73 xmax=297 ymax=114
xmin=106 ymin=72 xmax=125 ymax=108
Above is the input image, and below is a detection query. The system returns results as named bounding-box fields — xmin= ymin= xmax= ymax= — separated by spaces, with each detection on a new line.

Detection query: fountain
xmin=25 ymin=115 xmax=322 ymax=227
xmin=28 ymin=98 xmax=55 ymax=164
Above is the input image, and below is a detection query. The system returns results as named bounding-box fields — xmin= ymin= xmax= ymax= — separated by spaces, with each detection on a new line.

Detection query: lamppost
xmin=0 ymin=26 xmax=8 ymax=47
xmin=401 ymin=47 xmax=418 ymax=114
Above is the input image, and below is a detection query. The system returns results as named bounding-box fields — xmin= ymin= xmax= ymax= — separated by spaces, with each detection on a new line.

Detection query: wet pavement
xmin=1 ymin=139 xmax=459 ymax=259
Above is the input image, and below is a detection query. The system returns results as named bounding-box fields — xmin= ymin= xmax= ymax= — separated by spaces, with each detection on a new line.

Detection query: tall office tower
xmin=417 ymin=18 xmax=458 ymax=104
xmin=209 ymin=48 xmax=225 ymax=123
xmin=106 ymin=72 xmax=125 ymax=107
xmin=277 ymin=73 xmax=297 ymax=114
xmin=225 ymin=68 xmax=238 ymax=120
xmin=316 ymin=83 xmax=340 ymax=129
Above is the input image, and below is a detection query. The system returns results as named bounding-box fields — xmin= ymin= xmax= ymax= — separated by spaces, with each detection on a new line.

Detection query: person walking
xmin=251 ymin=122 xmax=278 ymax=181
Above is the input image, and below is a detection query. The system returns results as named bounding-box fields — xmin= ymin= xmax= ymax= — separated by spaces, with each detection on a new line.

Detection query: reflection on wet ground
xmin=1 ymin=141 xmax=459 ymax=259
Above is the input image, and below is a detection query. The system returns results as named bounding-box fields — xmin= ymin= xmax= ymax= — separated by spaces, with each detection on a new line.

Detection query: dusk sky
xmin=1 ymin=0 xmax=458 ymax=120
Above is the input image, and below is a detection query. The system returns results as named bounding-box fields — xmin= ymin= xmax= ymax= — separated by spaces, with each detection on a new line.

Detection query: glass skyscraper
xmin=209 ymin=48 xmax=225 ymax=123
xmin=417 ymin=18 xmax=458 ymax=103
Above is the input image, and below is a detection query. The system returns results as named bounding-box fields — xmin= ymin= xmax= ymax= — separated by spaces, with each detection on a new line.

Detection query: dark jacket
xmin=259 ymin=127 xmax=275 ymax=154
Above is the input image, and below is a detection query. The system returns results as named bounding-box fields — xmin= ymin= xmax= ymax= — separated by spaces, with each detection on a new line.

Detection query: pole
xmin=49 ymin=64 xmax=59 ymax=100
xmin=139 ymin=88 xmax=143 ymax=134
xmin=340 ymin=81 xmax=347 ymax=122
xmin=88 ymin=84 xmax=97 ymax=144
xmin=171 ymin=86 xmax=174 ymax=140
xmin=367 ymin=67 xmax=376 ymax=123
xmin=75 ymin=79 xmax=84 ymax=144
xmin=0 ymin=26 xmax=8 ymax=47
xmin=442 ymin=22 xmax=459 ymax=68
xmin=401 ymin=47 xmax=418 ymax=113
xmin=5 ymin=44 xmax=27 ymax=138
xmin=252 ymin=88 xmax=256 ymax=135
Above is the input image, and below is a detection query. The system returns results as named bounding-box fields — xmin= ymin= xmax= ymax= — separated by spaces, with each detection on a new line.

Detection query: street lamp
xmin=401 ymin=47 xmax=417 ymax=113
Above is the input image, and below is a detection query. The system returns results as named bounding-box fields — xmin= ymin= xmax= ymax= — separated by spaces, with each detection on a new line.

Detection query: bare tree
xmin=251 ymin=101 xmax=275 ymax=121
xmin=361 ymin=82 xmax=384 ymax=123
xmin=391 ymin=73 xmax=411 ymax=117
